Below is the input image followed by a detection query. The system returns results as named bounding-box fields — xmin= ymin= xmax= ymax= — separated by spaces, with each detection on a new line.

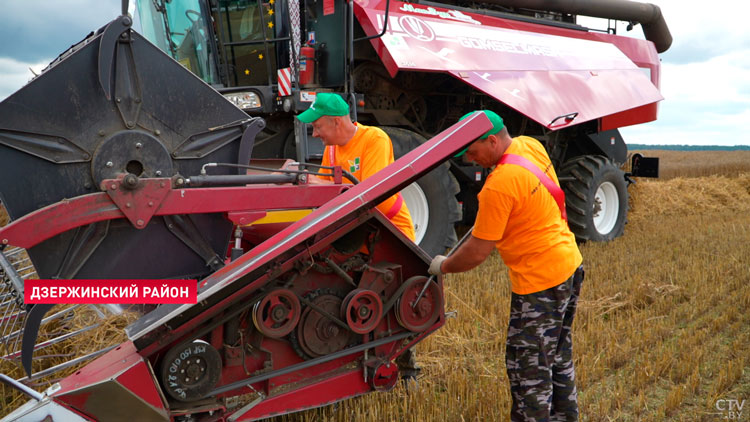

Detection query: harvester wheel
xmin=160 ymin=340 xmax=222 ymax=402
xmin=252 ymin=288 xmax=301 ymax=338
xmin=395 ymin=276 xmax=443 ymax=332
xmin=559 ymin=155 xmax=628 ymax=242
xmin=382 ymin=127 xmax=460 ymax=256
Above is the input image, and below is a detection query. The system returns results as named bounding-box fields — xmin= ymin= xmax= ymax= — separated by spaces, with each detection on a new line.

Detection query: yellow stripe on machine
xmin=243 ymin=209 xmax=314 ymax=226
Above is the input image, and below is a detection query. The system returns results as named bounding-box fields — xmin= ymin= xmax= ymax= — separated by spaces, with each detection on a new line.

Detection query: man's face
xmin=311 ymin=116 xmax=339 ymax=145
xmin=464 ymin=136 xmax=495 ymax=168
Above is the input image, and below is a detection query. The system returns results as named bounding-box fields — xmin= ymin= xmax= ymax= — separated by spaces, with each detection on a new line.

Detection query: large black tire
xmin=559 ymin=155 xmax=628 ymax=242
xmin=382 ymin=127 xmax=460 ymax=256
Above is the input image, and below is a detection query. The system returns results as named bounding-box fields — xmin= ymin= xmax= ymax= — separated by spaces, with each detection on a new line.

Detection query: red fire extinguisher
xmin=299 ymin=44 xmax=315 ymax=86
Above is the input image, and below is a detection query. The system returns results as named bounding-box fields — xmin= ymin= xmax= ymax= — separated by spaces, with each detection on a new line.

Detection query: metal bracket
xmin=102 ymin=175 xmax=172 ymax=229
xmin=163 ymin=214 xmax=225 ymax=272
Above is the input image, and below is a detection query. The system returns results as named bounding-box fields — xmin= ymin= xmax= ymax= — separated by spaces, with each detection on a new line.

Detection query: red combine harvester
xmin=0 ymin=11 xmax=489 ymax=419
xmin=0 ymin=0 xmax=670 ymax=420
xmin=124 ymin=0 xmax=670 ymax=249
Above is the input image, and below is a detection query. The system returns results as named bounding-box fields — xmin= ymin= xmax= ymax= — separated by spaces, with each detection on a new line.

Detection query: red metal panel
xmin=601 ymin=102 xmax=659 ymax=132
xmin=449 ymin=68 xmax=661 ymax=129
xmin=115 ymin=358 xmax=167 ymax=412
xmin=55 ymin=341 xmax=142 ymax=396
xmin=54 ymin=341 xmax=168 ymax=420
xmin=0 ymin=184 xmax=346 ymax=249
xmin=236 ymin=369 xmax=371 ymax=421
xmin=354 ymin=0 xmax=663 ymax=129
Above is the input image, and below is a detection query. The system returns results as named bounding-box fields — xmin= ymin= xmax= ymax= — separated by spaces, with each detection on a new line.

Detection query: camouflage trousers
xmin=506 ymin=266 xmax=584 ymax=422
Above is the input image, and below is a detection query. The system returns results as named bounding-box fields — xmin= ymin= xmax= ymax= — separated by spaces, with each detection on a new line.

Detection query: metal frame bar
xmin=210 ymin=331 xmax=412 ymax=396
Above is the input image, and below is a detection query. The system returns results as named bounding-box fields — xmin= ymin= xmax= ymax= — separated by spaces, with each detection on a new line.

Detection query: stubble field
xmin=2 ymin=150 xmax=749 ymax=420
xmin=274 ymin=150 xmax=750 ymax=422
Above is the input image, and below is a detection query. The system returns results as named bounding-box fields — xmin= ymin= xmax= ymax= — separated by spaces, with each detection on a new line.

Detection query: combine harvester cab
xmin=0 ymin=12 xmax=492 ymax=421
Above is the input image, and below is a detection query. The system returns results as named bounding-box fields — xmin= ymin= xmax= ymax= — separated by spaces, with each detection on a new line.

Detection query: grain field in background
xmin=274 ymin=151 xmax=750 ymax=422
xmin=2 ymin=151 xmax=750 ymax=420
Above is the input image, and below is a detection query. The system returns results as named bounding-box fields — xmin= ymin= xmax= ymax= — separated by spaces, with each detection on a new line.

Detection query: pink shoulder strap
xmin=498 ymin=154 xmax=567 ymax=221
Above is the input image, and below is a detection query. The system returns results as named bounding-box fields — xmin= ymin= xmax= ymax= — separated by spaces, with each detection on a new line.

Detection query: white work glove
xmin=428 ymin=255 xmax=447 ymax=276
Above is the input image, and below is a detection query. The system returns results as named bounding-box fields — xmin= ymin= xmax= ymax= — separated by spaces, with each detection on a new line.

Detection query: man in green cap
xmin=297 ymin=93 xmax=415 ymax=241
xmin=429 ymin=110 xmax=584 ymax=421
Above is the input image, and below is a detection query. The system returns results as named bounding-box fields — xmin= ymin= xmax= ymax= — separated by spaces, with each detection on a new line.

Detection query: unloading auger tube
xmin=0 ymin=11 xmax=494 ymax=415
xmin=488 ymin=0 xmax=672 ymax=53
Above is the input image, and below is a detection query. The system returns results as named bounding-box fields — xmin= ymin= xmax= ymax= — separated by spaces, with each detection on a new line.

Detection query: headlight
xmin=223 ymin=91 xmax=262 ymax=110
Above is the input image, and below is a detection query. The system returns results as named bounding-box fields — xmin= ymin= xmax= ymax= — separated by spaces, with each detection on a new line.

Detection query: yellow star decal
xmin=268 ymin=22 xmax=274 ymax=29
xmin=269 ymin=0 xmax=274 ymax=4
xmin=244 ymin=69 xmax=250 ymax=75
xmin=258 ymin=54 xmax=264 ymax=60
xmin=268 ymin=8 xmax=274 ymax=15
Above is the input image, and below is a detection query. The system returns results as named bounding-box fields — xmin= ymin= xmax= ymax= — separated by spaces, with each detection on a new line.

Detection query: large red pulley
xmin=252 ymin=288 xmax=301 ymax=338
xmin=395 ymin=276 xmax=443 ymax=332
xmin=340 ymin=289 xmax=383 ymax=334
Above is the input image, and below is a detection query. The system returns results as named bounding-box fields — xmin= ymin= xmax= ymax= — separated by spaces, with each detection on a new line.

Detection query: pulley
xmin=294 ymin=291 xmax=352 ymax=359
xmin=395 ymin=276 xmax=443 ymax=332
xmin=252 ymin=288 xmax=301 ymax=338
xmin=340 ymin=289 xmax=383 ymax=334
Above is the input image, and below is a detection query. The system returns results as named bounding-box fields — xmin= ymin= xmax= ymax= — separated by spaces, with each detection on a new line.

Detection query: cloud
xmin=0 ymin=58 xmax=49 ymax=100
xmin=622 ymin=49 xmax=750 ymax=146
xmin=1 ymin=0 xmax=121 ymax=62
xmin=656 ymin=0 xmax=750 ymax=65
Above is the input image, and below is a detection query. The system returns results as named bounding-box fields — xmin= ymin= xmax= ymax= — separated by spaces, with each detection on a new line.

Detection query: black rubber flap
xmin=0 ymin=18 xmax=252 ymax=280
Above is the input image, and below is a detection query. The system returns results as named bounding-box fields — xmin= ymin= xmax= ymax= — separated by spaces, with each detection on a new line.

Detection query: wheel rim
xmin=401 ymin=182 xmax=429 ymax=244
xmin=593 ymin=181 xmax=619 ymax=235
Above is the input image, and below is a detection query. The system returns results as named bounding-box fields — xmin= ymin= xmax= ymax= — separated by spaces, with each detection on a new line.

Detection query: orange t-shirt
xmin=472 ymin=136 xmax=582 ymax=294
xmin=320 ymin=123 xmax=416 ymax=241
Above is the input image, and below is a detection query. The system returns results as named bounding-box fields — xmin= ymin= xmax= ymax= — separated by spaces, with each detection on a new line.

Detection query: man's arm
xmin=438 ymin=235 xmax=496 ymax=274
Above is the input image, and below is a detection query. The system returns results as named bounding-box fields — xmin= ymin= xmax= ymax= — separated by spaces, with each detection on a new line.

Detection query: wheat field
xmin=2 ymin=150 xmax=750 ymax=420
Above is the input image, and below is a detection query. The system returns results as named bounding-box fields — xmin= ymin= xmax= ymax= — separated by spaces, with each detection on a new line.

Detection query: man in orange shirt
xmin=296 ymin=93 xmax=415 ymax=241
xmin=429 ymin=111 xmax=584 ymax=421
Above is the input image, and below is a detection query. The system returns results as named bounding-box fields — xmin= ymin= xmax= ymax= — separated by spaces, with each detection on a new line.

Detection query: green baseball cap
xmin=454 ymin=110 xmax=505 ymax=157
xmin=296 ymin=93 xmax=350 ymax=123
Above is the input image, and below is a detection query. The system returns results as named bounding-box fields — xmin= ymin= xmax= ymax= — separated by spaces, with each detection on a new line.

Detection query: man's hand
xmin=428 ymin=255 xmax=447 ymax=276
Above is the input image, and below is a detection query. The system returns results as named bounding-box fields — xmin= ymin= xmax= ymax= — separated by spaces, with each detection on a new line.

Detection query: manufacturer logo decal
xmin=398 ymin=16 xmax=435 ymax=42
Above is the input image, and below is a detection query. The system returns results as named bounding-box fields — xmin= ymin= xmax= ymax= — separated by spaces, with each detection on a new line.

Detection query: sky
xmin=1 ymin=0 xmax=749 ymax=146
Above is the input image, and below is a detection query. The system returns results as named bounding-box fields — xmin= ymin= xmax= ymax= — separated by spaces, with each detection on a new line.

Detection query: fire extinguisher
xmin=299 ymin=44 xmax=315 ymax=86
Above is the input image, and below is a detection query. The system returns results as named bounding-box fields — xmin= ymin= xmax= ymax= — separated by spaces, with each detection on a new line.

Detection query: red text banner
xmin=25 ymin=279 xmax=197 ymax=304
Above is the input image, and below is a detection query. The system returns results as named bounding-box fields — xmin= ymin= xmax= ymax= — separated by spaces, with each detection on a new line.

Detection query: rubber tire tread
xmin=558 ymin=155 xmax=628 ymax=243
xmin=381 ymin=126 xmax=460 ymax=256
